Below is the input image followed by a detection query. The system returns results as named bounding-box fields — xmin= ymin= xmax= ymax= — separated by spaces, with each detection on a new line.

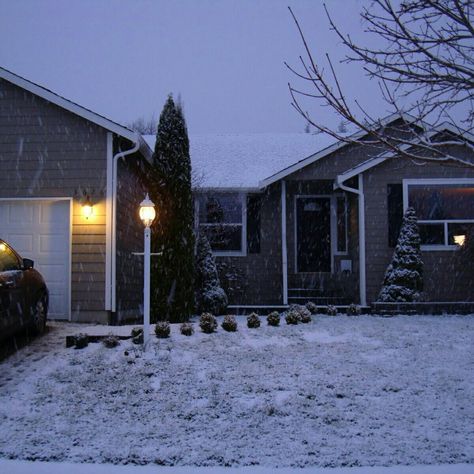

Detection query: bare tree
xmin=127 ymin=114 xmax=157 ymax=135
xmin=286 ymin=0 xmax=474 ymax=164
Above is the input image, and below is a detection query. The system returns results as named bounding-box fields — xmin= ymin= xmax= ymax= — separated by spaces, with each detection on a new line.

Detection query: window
xmin=0 ymin=242 xmax=21 ymax=272
xmin=197 ymin=193 xmax=246 ymax=254
xmin=404 ymin=179 xmax=474 ymax=248
xmin=336 ymin=196 xmax=348 ymax=253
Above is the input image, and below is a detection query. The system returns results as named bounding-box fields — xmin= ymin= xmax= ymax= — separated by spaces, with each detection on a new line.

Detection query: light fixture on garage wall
xmin=82 ymin=195 xmax=94 ymax=220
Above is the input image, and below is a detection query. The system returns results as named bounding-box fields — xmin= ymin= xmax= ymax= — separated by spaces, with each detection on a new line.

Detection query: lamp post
xmin=139 ymin=194 xmax=156 ymax=349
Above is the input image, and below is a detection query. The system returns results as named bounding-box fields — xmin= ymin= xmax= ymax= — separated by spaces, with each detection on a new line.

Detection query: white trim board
xmin=0 ymin=66 xmax=152 ymax=163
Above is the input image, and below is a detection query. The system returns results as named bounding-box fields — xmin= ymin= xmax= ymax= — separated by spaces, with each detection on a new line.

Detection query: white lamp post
xmin=139 ymin=194 xmax=156 ymax=349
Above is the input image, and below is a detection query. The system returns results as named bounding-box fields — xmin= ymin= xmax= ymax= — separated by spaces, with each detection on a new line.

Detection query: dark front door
xmin=296 ymin=197 xmax=331 ymax=272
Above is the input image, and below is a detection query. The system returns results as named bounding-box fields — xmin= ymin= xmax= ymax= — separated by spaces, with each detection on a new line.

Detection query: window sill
xmin=421 ymin=245 xmax=461 ymax=251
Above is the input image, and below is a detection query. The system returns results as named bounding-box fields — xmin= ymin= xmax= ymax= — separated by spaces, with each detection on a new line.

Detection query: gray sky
xmin=0 ymin=0 xmax=380 ymax=134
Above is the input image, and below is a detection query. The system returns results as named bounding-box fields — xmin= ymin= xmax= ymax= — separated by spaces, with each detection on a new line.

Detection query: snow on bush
xmin=266 ymin=311 xmax=280 ymax=327
xmin=378 ymin=207 xmax=423 ymax=302
xmin=199 ymin=312 xmax=218 ymax=334
xmin=305 ymin=301 xmax=318 ymax=314
xmin=247 ymin=312 xmax=260 ymax=328
xmin=195 ymin=233 xmax=228 ymax=315
xmin=326 ymin=305 xmax=338 ymax=316
xmin=180 ymin=322 xmax=194 ymax=336
xmin=221 ymin=315 xmax=238 ymax=332
xmin=298 ymin=307 xmax=312 ymax=323
xmin=155 ymin=321 xmax=171 ymax=339
xmin=102 ymin=335 xmax=120 ymax=348
xmin=346 ymin=303 xmax=361 ymax=316
xmin=73 ymin=333 xmax=89 ymax=349
xmin=131 ymin=327 xmax=143 ymax=344
xmin=285 ymin=310 xmax=299 ymax=325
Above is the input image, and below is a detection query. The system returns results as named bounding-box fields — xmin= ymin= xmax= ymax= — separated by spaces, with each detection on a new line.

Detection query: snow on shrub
xmin=155 ymin=321 xmax=171 ymax=339
xmin=378 ymin=207 xmax=423 ymax=302
xmin=247 ymin=312 xmax=260 ymax=328
xmin=305 ymin=301 xmax=318 ymax=314
xmin=285 ymin=310 xmax=299 ymax=325
xmin=180 ymin=322 xmax=194 ymax=336
xmin=74 ymin=333 xmax=89 ymax=349
xmin=346 ymin=303 xmax=361 ymax=316
xmin=102 ymin=335 xmax=120 ymax=348
xmin=326 ymin=305 xmax=338 ymax=316
xmin=199 ymin=313 xmax=218 ymax=334
xmin=267 ymin=311 xmax=280 ymax=326
xmin=195 ymin=233 xmax=228 ymax=315
xmin=298 ymin=306 xmax=312 ymax=323
xmin=131 ymin=327 xmax=143 ymax=344
xmin=221 ymin=315 xmax=238 ymax=332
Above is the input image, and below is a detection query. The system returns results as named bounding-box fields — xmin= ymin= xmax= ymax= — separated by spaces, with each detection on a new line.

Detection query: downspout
xmin=336 ymin=174 xmax=367 ymax=307
xmin=281 ymin=180 xmax=288 ymax=305
xmin=111 ymin=135 xmax=141 ymax=314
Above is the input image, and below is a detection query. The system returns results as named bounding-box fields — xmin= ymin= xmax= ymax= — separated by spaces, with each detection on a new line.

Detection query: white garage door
xmin=0 ymin=199 xmax=70 ymax=319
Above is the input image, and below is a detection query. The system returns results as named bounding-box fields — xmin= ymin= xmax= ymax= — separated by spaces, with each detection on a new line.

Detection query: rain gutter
xmin=335 ymin=174 xmax=367 ymax=307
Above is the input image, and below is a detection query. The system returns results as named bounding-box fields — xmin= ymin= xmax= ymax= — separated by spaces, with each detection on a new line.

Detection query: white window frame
xmin=196 ymin=191 xmax=247 ymax=257
xmin=294 ymin=194 xmax=348 ymax=274
xmin=403 ymin=178 xmax=474 ymax=251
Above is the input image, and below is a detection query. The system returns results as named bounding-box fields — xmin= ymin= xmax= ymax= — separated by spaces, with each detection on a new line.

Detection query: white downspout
xmin=111 ymin=135 xmax=141 ymax=313
xmin=281 ymin=180 xmax=288 ymax=305
xmin=336 ymin=174 xmax=367 ymax=307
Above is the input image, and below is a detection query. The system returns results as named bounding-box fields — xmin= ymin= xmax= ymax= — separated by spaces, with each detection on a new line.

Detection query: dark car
xmin=0 ymin=239 xmax=48 ymax=341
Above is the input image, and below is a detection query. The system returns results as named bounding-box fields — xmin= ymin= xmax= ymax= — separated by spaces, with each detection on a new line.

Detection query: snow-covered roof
xmin=143 ymin=133 xmax=339 ymax=189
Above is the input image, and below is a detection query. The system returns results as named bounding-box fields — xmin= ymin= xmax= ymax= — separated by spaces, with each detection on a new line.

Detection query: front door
xmin=296 ymin=197 xmax=331 ymax=272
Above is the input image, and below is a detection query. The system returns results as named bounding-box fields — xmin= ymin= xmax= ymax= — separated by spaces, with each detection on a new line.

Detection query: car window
xmin=0 ymin=243 xmax=21 ymax=272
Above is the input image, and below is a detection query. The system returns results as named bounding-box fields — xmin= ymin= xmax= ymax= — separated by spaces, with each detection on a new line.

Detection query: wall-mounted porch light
xmin=82 ymin=196 xmax=94 ymax=220
xmin=453 ymin=234 xmax=466 ymax=246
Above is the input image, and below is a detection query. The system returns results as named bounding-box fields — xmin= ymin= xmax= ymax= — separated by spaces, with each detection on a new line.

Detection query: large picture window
xmin=197 ymin=192 xmax=246 ymax=255
xmin=404 ymin=179 xmax=474 ymax=248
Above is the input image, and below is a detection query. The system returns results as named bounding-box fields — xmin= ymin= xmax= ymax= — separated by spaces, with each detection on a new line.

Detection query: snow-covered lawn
xmin=0 ymin=315 xmax=473 ymax=469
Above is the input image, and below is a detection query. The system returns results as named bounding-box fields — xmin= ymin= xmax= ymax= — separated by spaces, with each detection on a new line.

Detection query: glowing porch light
xmin=139 ymin=194 xmax=156 ymax=228
xmin=453 ymin=234 xmax=466 ymax=246
xmin=82 ymin=196 xmax=94 ymax=220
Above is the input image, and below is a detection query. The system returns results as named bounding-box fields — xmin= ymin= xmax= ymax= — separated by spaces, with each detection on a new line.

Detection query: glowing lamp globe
xmin=82 ymin=196 xmax=94 ymax=219
xmin=139 ymin=194 xmax=156 ymax=227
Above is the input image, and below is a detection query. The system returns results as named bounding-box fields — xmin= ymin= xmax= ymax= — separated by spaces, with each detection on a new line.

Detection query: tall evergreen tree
xmin=378 ymin=207 xmax=423 ymax=302
xmin=151 ymin=95 xmax=194 ymax=322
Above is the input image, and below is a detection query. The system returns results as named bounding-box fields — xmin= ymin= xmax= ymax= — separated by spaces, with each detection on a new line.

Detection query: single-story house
xmin=145 ymin=116 xmax=474 ymax=310
xmin=0 ymin=67 xmax=153 ymax=324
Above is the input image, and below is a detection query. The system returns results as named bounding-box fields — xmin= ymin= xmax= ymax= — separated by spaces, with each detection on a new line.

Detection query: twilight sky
xmin=0 ymin=0 xmax=383 ymax=134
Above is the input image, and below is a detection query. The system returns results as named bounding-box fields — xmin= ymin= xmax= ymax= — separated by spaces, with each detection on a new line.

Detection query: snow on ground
xmin=0 ymin=315 xmax=473 ymax=469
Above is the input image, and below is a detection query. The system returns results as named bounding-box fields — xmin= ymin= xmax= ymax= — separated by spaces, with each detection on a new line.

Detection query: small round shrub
xmin=267 ymin=311 xmax=280 ymax=327
xmin=299 ymin=307 xmax=312 ymax=323
xmin=247 ymin=312 xmax=260 ymax=328
xmin=131 ymin=327 xmax=143 ymax=344
xmin=180 ymin=322 xmax=194 ymax=336
xmin=305 ymin=301 xmax=318 ymax=314
xmin=74 ymin=333 xmax=89 ymax=349
xmin=155 ymin=321 xmax=171 ymax=339
xmin=347 ymin=303 xmax=362 ymax=316
xmin=200 ymin=312 xmax=218 ymax=334
xmin=326 ymin=305 xmax=338 ymax=316
xmin=222 ymin=315 xmax=238 ymax=332
xmin=285 ymin=310 xmax=299 ymax=325
xmin=102 ymin=335 xmax=120 ymax=348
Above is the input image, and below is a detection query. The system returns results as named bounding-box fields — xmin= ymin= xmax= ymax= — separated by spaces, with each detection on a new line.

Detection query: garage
xmin=0 ymin=199 xmax=71 ymax=320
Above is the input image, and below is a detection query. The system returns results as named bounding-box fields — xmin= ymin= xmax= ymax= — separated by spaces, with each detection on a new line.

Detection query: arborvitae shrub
xmin=326 ymin=305 xmax=338 ymax=316
xmin=180 ymin=322 xmax=194 ymax=336
xmin=195 ymin=233 xmax=228 ymax=315
xmin=131 ymin=327 xmax=143 ymax=344
xmin=222 ymin=315 xmax=238 ymax=332
xmin=247 ymin=312 xmax=261 ymax=328
xmin=378 ymin=207 xmax=423 ymax=302
xmin=267 ymin=311 xmax=280 ymax=327
xmin=285 ymin=310 xmax=299 ymax=325
xmin=102 ymin=335 xmax=120 ymax=348
xmin=74 ymin=333 xmax=89 ymax=349
xmin=346 ymin=303 xmax=361 ymax=316
xmin=305 ymin=301 xmax=318 ymax=314
xmin=200 ymin=313 xmax=217 ymax=334
xmin=155 ymin=321 xmax=171 ymax=338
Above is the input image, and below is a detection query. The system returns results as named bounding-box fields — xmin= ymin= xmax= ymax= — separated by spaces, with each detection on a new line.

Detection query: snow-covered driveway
xmin=0 ymin=315 xmax=473 ymax=469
